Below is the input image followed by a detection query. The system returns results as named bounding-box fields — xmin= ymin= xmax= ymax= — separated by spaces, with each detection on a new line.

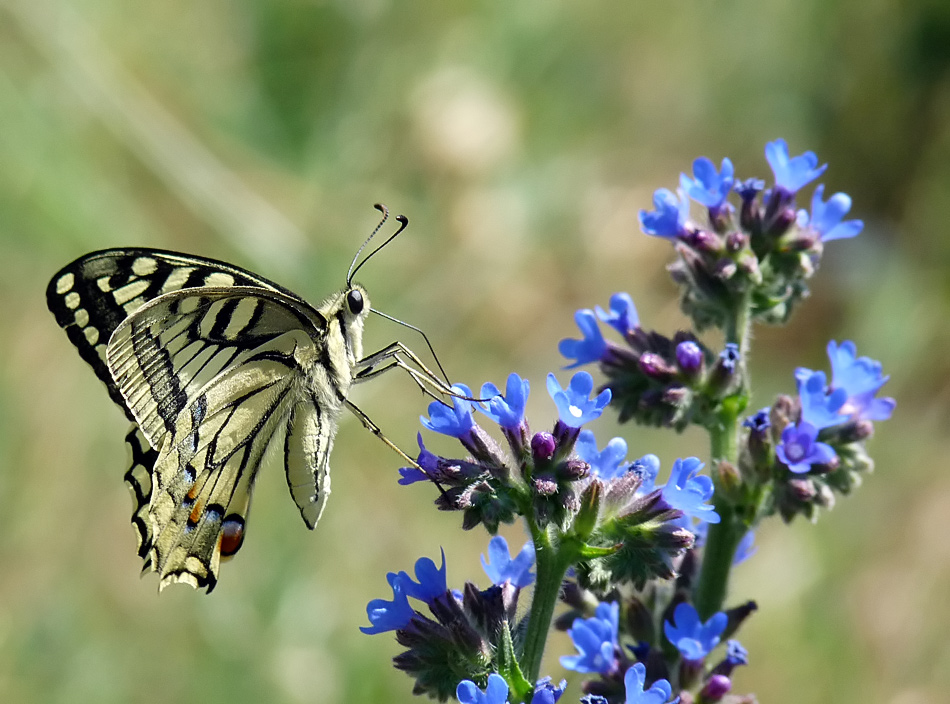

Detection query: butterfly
xmin=47 ymin=208 xmax=450 ymax=592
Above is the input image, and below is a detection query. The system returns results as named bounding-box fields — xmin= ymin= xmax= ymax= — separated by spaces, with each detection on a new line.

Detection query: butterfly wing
xmin=46 ymin=248 xmax=306 ymax=419
xmin=106 ymin=286 xmax=342 ymax=591
xmin=47 ymin=249 xmax=316 ymax=584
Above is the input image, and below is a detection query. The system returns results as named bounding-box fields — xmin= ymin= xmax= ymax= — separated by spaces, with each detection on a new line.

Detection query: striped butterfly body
xmin=47 ymin=247 xmax=377 ymax=592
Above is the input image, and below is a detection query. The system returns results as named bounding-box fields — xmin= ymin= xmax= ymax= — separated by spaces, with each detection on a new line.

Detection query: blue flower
xmin=575 ymin=430 xmax=629 ymax=480
xmin=631 ymin=454 xmax=661 ymax=494
xmin=596 ymin=292 xmax=639 ymax=335
xmin=826 ymin=340 xmax=895 ymax=421
xmin=742 ymin=408 xmax=771 ymax=432
xmin=796 ymin=369 xmax=848 ymax=429
xmin=661 ymin=457 xmax=721 ymax=524
xmin=559 ymin=310 xmax=608 ymax=368
xmin=663 ymin=602 xmax=727 ymax=660
xmin=733 ymin=530 xmax=756 ymax=565
xmin=480 ymin=373 xmax=530 ymax=428
xmin=719 ymin=343 xmax=740 ymax=373
xmin=680 ymin=157 xmax=734 ymax=210
xmin=398 ymin=433 xmax=439 ymax=485
xmin=531 ymin=677 xmax=567 ymax=704
xmin=623 ymin=663 xmax=674 ymax=704
xmin=735 ymin=177 xmax=765 ymax=202
xmin=776 ymin=421 xmax=836 ymax=474
xmin=421 ymin=384 xmax=475 ymax=437
xmin=546 ymin=371 xmax=612 ymax=428
xmin=803 ymin=185 xmax=863 ymax=241
xmin=639 ymin=188 xmax=690 ymax=238
xmin=765 ymin=139 xmax=827 ymax=193
xmin=560 ymin=601 xmax=619 ymax=673
xmin=457 ymin=673 xmax=508 ymax=704
xmin=480 ymin=535 xmax=535 ymax=588
xmin=726 ymin=639 xmax=749 ymax=667
xmin=396 ymin=550 xmax=448 ymax=604
xmin=360 ymin=572 xmax=415 ymax=634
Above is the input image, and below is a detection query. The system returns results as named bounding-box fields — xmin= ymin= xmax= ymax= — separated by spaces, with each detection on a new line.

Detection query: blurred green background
xmin=0 ymin=0 xmax=947 ymax=702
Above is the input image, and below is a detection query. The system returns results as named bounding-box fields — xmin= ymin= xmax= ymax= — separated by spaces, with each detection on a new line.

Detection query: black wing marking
xmin=46 ymin=248 xmax=306 ymax=419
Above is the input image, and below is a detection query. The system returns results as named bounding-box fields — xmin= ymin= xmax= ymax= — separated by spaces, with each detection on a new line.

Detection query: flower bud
xmin=707 ymin=343 xmax=741 ymax=397
xmin=676 ymin=340 xmax=704 ymax=377
xmin=531 ymin=432 xmax=557 ymax=463
xmin=723 ymin=600 xmax=758 ymax=639
xmin=700 ymin=675 xmax=732 ymax=702
xmin=737 ymin=251 xmax=762 ymax=283
xmin=574 ymin=480 xmax=603 ymax=540
xmin=639 ymin=352 xmax=676 ymax=381
xmin=715 ymin=459 xmax=742 ymax=497
xmin=713 ymin=258 xmax=738 ymax=281
xmin=725 ymin=231 xmax=748 ymax=253
xmin=533 ymin=474 xmax=558 ymax=496
xmin=688 ymin=229 xmax=724 ymax=254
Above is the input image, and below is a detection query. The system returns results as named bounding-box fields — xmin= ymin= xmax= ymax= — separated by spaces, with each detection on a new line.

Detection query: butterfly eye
xmin=346 ymin=289 xmax=364 ymax=315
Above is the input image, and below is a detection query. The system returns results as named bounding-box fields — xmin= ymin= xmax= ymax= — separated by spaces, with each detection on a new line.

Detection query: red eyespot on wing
xmin=219 ymin=515 xmax=246 ymax=558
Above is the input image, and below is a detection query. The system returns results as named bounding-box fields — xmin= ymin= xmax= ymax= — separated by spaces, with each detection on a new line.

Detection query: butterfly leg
xmin=355 ymin=341 xmax=482 ymax=401
xmin=343 ymin=398 xmax=448 ymax=496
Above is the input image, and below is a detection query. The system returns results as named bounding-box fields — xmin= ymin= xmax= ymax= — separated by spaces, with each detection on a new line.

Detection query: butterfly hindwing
xmin=105 ymin=286 xmax=342 ymax=590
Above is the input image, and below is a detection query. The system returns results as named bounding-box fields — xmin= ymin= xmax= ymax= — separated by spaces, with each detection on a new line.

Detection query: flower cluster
xmin=363 ymin=536 xmax=538 ymax=700
xmin=734 ymin=340 xmax=895 ymax=521
xmin=363 ymin=139 xmax=892 ymax=704
xmin=401 ymin=370 xmax=694 ymax=587
xmin=555 ymin=590 xmax=751 ymax=702
xmin=637 ymin=140 xmax=862 ymax=330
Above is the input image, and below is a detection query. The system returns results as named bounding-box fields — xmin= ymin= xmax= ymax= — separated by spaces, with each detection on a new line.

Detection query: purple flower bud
xmin=768 ymin=207 xmax=797 ymax=236
xmin=532 ymin=432 xmax=557 ymax=462
xmin=713 ymin=258 xmax=738 ymax=280
xmin=639 ymin=352 xmax=675 ymax=380
xmin=676 ymin=341 xmax=704 ymax=375
xmin=534 ymin=474 xmax=558 ymax=496
xmin=688 ymin=230 xmax=724 ymax=254
xmin=725 ymin=231 xmax=748 ymax=252
xmin=561 ymin=459 xmax=591 ymax=480
xmin=701 ymin=675 xmax=732 ymax=701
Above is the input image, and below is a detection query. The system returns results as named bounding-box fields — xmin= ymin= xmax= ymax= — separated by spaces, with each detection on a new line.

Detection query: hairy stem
xmin=693 ymin=293 xmax=752 ymax=619
xmin=520 ymin=523 xmax=575 ymax=684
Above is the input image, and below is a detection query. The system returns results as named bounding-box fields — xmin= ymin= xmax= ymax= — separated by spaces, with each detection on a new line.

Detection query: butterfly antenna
xmin=347 ymin=205 xmax=409 ymax=286
xmin=347 ymin=204 xmax=390 ymax=286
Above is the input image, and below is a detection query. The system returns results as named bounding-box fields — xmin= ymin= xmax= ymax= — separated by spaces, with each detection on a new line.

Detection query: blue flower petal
xmin=595 ymin=292 xmax=639 ymax=335
xmin=680 ymin=156 xmax=734 ymax=209
xmin=398 ymin=549 xmax=447 ymax=604
xmin=360 ymin=573 xmax=415 ymax=634
xmin=479 ymin=373 xmax=530 ymax=428
xmin=639 ymin=188 xmax=690 ymax=238
xmin=765 ymin=139 xmax=827 ymax=193
xmin=547 ymin=371 xmax=612 ymax=428
xmin=421 ymin=384 xmax=475 ymax=437
xmin=808 ymin=185 xmax=863 ymax=241
xmin=480 ymin=535 xmax=536 ymax=588
xmin=559 ymin=310 xmax=608 ymax=368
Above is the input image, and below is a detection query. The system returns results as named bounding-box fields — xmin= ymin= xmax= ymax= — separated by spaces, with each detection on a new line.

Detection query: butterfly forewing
xmin=46 ymin=248 xmax=305 ymax=419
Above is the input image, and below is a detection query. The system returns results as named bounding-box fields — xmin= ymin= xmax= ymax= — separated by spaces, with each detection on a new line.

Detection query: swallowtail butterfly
xmin=47 ymin=210 xmax=447 ymax=592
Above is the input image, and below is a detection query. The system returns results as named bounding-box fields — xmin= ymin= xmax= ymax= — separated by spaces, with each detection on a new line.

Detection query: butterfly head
xmin=336 ymin=282 xmax=371 ymax=363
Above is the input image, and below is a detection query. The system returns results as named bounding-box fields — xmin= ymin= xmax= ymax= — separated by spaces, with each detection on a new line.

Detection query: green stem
xmin=693 ymin=293 xmax=752 ymax=619
xmin=520 ymin=524 xmax=575 ymax=684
